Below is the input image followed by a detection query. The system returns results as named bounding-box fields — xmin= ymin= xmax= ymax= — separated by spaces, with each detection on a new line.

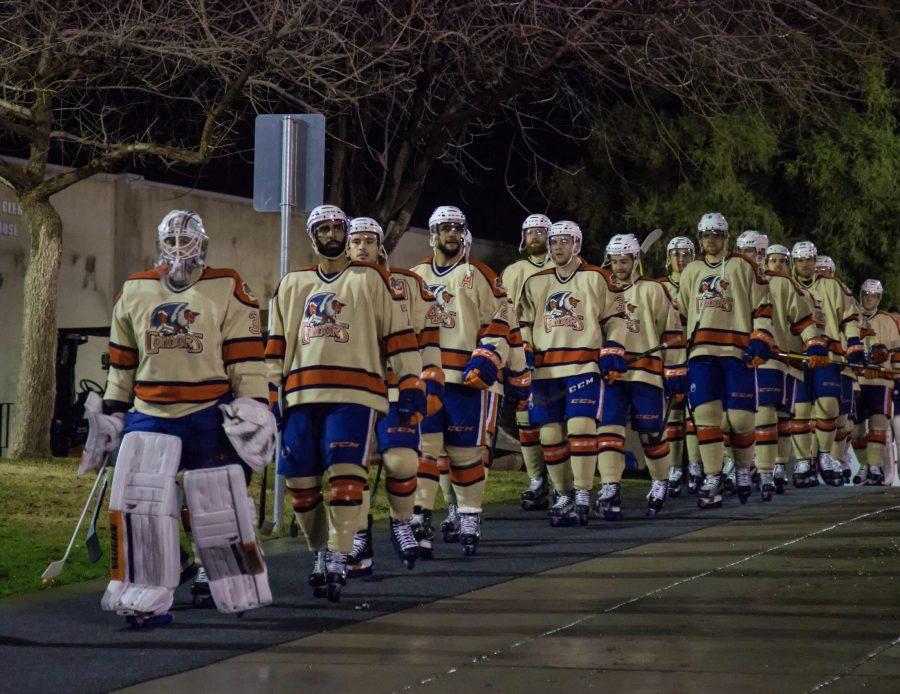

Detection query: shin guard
xmin=541 ymin=423 xmax=573 ymax=492
xmin=447 ymin=446 xmax=486 ymax=513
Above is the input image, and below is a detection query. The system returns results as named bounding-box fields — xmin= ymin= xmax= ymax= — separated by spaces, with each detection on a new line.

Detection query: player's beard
xmin=316 ymin=237 xmax=345 ymax=259
xmin=437 ymin=239 xmax=462 ymax=259
xmin=526 ymin=240 xmax=547 ymax=256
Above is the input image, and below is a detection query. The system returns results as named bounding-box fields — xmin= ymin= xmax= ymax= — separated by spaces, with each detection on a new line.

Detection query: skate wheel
xmin=668 ymin=489 xmax=681 ymax=498
xmin=403 ymin=559 xmax=416 ymax=571
xmin=852 ymin=476 xmax=862 ymax=485
xmin=418 ymin=548 xmax=433 ymax=560
xmin=313 ymin=586 xmax=328 ymax=599
xmin=192 ymin=595 xmax=215 ymax=609
xmin=463 ymin=544 xmax=476 ymax=556
xmin=327 ymin=584 xmax=342 ymax=603
xmin=442 ymin=531 xmax=459 ymax=544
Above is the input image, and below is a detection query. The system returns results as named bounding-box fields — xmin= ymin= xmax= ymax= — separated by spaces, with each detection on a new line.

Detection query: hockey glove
xmin=524 ymin=342 xmax=536 ymax=372
xmin=220 ymin=397 xmax=277 ymax=472
xmin=397 ymin=378 xmax=427 ymax=425
xmin=504 ymin=369 xmax=532 ymax=412
xmin=803 ymin=337 xmax=830 ymax=369
xmin=863 ymin=368 xmax=881 ymax=381
xmin=743 ymin=331 xmax=773 ymax=367
xmin=599 ymin=342 xmax=627 ymax=384
xmin=664 ymin=366 xmax=687 ymax=404
xmin=463 ymin=345 xmax=501 ymax=390
xmin=422 ymin=366 xmax=445 ymax=417
xmin=79 ymin=392 xmax=124 ymax=475
xmin=869 ymin=344 xmax=889 ymax=365
xmin=846 ymin=336 xmax=867 ymax=366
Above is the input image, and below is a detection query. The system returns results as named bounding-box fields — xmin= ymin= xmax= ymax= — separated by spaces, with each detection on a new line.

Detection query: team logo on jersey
xmin=696 ymin=275 xmax=733 ymax=313
xmin=810 ymin=297 xmax=827 ymax=330
xmin=543 ymin=291 xmax=585 ymax=333
xmin=146 ymin=302 xmax=204 ymax=354
xmin=426 ymin=284 xmax=457 ymax=328
xmin=300 ymin=292 xmax=350 ymax=345
xmin=625 ymin=302 xmax=641 ymax=333
xmin=389 ymin=276 xmax=408 ymax=300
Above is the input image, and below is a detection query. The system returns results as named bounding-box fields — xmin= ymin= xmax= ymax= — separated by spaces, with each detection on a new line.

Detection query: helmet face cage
xmin=520 ymin=214 xmax=552 ymax=252
xmin=429 ymin=206 xmax=468 ymax=252
xmin=157 ymin=211 xmax=208 ymax=284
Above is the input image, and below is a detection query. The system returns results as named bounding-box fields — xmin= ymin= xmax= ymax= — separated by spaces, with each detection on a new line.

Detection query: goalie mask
xmin=306 ymin=205 xmax=349 ymax=259
xmin=519 ymin=213 xmax=552 ymax=252
xmin=157 ymin=210 xmax=208 ymax=287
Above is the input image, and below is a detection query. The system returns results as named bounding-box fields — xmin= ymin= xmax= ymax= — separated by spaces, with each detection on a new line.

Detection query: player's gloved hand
xmin=863 ymin=368 xmax=880 ymax=380
xmin=421 ymin=366 xmax=445 ymax=417
xmin=743 ymin=331 xmax=772 ymax=367
xmin=79 ymin=392 xmax=124 ymax=475
xmin=464 ymin=345 xmax=501 ymax=390
xmin=220 ymin=397 xmax=277 ymax=472
xmin=846 ymin=337 xmax=867 ymax=366
xmin=869 ymin=345 xmax=889 ymax=365
xmin=524 ymin=342 xmax=535 ymax=372
xmin=599 ymin=342 xmax=627 ymax=384
xmin=504 ymin=369 xmax=532 ymax=412
xmin=803 ymin=337 xmax=830 ymax=369
xmin=397 ymin=378 xmax=427 ymax=425
xmin=664 ymin=366 xmax=687 ymax=404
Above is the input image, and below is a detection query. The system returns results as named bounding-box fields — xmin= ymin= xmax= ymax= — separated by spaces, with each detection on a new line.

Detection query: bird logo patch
xmin=426 ymin=284 xmax=457 ymax=328
xmin=696 ymin=275 xmax=734 ymax=312
xmin=146 ymin=302 xmax=204 ymax=354
xmin=625 ymin=302 xmax=641 ymax=333
xmin=543 ymin=291 xmax=585 ymax=333
xmin=300 ymin=292 xmax=350 ymax=345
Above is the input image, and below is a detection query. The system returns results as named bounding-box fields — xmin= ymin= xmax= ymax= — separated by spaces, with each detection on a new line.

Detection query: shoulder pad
xmin=202 ymin=267 xmax=258 ymax=306
xmin=350 ymin=260 xmax=395 ymax=293
xmin=127 ymin=267 xmax=162 ymax=281
xmin=581 ymin=264 xmax=624 ymax=292
xmin=390 ymin=267 xmax=434 ymax=301
xmin=468 ymin=259 xmax=506 ymax=298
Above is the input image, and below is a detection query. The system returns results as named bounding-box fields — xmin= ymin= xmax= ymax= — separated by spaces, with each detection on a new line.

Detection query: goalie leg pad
xmin=102 ymin=432 xmax=182 ymax=617
xmin=183 ymin=464 xmax=272 ymax=614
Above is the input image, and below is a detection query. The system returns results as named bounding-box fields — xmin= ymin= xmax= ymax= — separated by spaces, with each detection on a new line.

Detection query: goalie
xmin=82 ymin=210 xmax=275 ymax=627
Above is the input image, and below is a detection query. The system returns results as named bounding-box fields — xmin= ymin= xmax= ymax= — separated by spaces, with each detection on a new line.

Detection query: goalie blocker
xmin=102 ymin=432 xmax=271 ymax=620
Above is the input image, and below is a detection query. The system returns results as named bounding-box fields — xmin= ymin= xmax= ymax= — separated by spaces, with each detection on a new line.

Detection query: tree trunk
xmin=8 ymin=195 xmax=63 ymax=459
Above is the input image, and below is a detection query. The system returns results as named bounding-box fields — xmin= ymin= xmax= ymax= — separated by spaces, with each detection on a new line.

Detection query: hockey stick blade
xmin=85 ymin=469 xmax=110 ymax=563
xmin=640 ymin=228 xmax=663 ymax=256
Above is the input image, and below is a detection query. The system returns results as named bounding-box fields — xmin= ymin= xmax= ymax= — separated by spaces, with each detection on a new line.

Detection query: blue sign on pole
xmin=253 ymin=114 xmax=325 ymax=213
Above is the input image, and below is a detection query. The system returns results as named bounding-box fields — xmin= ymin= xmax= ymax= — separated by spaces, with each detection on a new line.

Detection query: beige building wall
xmin=0 ymin=168 xmax=501 ymax=446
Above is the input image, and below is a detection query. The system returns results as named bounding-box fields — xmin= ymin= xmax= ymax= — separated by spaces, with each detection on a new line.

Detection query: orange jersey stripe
xmin=223 ymin=337 xmax=264 ymax=365
xmin=694 ymin=329 xmax=750 ymax=349
xmin=265 ymin=335 xmax=286 ymax=359
xmin=386 ymin=329 xmax=419 ymax=357
xmin=135 ymin=380 xmax=230 ymax=404
xmin=285 ymin=367 xmax=387 ymax=397
xmin=109 ymin=343 xmax=139 ymax=369
xmin=536 ymin=348 xmax=599 ymax=367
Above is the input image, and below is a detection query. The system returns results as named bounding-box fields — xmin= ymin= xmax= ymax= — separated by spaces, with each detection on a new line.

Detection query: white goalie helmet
xmin=860 ymin=279 xmax=883 ymax=295
xmin=157 ymin=210 xmax=208 ymax=285
xmin=791 ymin=241 xmax=818 ymax=260
xmin=606 ymin=233 xmax=641 ymax=259
xmin=697 ymin=212 xmax=729 ymax=237
xmin=519 ymin=213 xmax=552 ymax=251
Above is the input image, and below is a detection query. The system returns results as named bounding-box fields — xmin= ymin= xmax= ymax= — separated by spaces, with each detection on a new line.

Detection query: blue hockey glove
xmin=846 ymin=336 xmax=867 ymax=366
xmin=599 ymin=342 xmax=627 ymax=384
xmin=397 ymin=380 xmax=426 ymax=425
xmin=463 ymin=345 xmax=501 ymax=390
xmin=743 ymin=331 xmax=772 ymax=367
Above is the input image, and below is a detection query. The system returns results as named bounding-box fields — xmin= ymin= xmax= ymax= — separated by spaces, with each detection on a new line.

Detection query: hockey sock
xmin=640 ymin=434 xmax=670 ymax=480
xmin=754 ymin=404 xmax=779 ymax=472
xmin=383 ymin=447 xmax=418 ymax=520
xmin=776 ymin=413 xmax=792 ymax=465
xmin=517 ymin=411 xmax=546 ymax=480
xmin=597 ymin=425 xmax=626 ymax=483
xmin=851 ymin=420 xmax=868 ymax=460
xmin=867 ymin=423 xmax=889 ymax=468
xmin=326 ymin=464 xmax=367 ymax=553
xmin=666 ymin=406 xmax=685 ymax=471
xmin=684 ymin=416 xmax=701 ymax=466
xmin=813 ymin=396 xmax=839 ymax=456
xmin=832 ymin=426 xmax=851 ymax=460
xmin=693 ymin=402 xmax=725 ymax=475
xmin=438 ymin=454 xmax=456 ymax=505
xmin=568 ymin=416 xmax=598 ymax=491
xmin=791 ymin=402 xmax=815 ymax=460
xmin=414 ymin=432 xmax=443 ymax=512
xmin=356 ymin=485 xmax=371 ymax=533
xmin=540 ymin=422 xmax=573 ymax=492
xmin=446 ymin=445 xmax=486 ymax=513
xmin=285 ymin=476 xmax=327 ymax=551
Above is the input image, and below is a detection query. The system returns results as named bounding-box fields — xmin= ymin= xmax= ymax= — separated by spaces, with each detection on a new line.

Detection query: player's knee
xmin=383 ymin=447 xmax=418 ymax=480
xmin=446 ymin=445 xmax=485 ymax=487
xmin=420 ymin=432 xmax=443 ymax=459
xmin=285 ymin=476 xmax=323 ymax=513
xmin=566 ymin=416 xmax=596 ymax=437
xmin=692 ymin=402 xmax=723 ymax=427
xmin=727 ymin=409 xmax=755 ymax=435
xmin=539 ymin=422 xmax=565 ymax=447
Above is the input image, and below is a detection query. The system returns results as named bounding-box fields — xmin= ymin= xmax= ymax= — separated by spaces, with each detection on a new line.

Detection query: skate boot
xmin=773 ymin=463 xmax=788 ymax=494
xmin=697 ymin=473 xmax=724 ymax=509
xmin=441 ymin=504 xmax=461 ymax=543
xmin=390 ymin=518 xmax=418 ymax=570
xmin=126 ymin=612 xmax=173 ymax=629
xmin=853 ymin=463 xmax=868 ymax=485
xmin=347 ymin=514 xmax=374 ymax=578
xmin=841 ymin=458 xmax=852 ymax=484
xmin=309 ymin=548 xmax=328 ymax=599
xmin=574 ymin=490 xmax=591 ymax=526
xmin=817 ymin=452 xmax=838 ymax=486
xmin=191 ymin=565 xmax=215 ymax=609
xmin=549 ymin=490 xmax=577 ymax=527
xmin=736 ymin=466 xmax=753 ymax=504
xmin=751 ymin=464 xmax=761 ymax=492
xmin=596 ymin=483 xmax=623 ymax=521
xmin=793 ymin=458 xmax=815 ymax=488
xmin=723 ymin=456 xmax=736 ymax=495
xmin=521 ymin=472 xmax=550 ymax=511
xmin=761 ymin=471 xmax=776 ymax=502
xmin=645 ymin=479 xmax=668 ymax=518
xmin=687 ymin=461 xmax=703 ymax=495
xmin=459 ymin=512 xmax=481 ymax=556
xmin=667 ymin=465 xmax=684 ymax=497
xmin=410 ymin=505 xmax=434 ymax=559
xmin=325 ymin=550 xmax=348 ymax=603
xmin=864 ymin=465 xmax=884 ymax=486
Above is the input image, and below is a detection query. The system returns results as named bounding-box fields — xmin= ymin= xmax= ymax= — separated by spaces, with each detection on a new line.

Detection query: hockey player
xmin=501 ymin=214 xmax=553 ymax=511
xmin=791 ymin=241 xmax=865 ymax=487
xmin=518 ymin=221 xmax=627 ymax=526
xmin=410 ymin=206 xmax=527 ymax=556
xmin=850 ymin=279 xmax=898 ymax=485
xmin=82 ymin=210 xmax=275 ymax=627
xmin=599 ymin=234 xmax=685 ymax=517
xmin=266 ymin=205 xmax=425 ymax=601
xmin=816 ymin=255 xmax=836 ymax=279
xmin=658 ymin=236 xmax=699 ymax=496
xmin=737 ymin=233 xmax=826 ymax=501
xmin=677 ymin=213 xmax=774 ymax=508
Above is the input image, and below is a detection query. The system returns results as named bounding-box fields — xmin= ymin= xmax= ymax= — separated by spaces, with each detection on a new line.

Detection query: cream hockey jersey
xmin=265 ymin=262 xmax=423 ymax=414
xmin=411 ymin=257 xmax=516 ymax=395
xmin=677 ymin=254 xmax=773 ymax=361
xmin=762 ymin=271 xmax=821 ymax=379
xmin=796 ymin=276 xmax=861 ymax=361
xmin=620 ymin=278 xmax=686 ymax=389
xmin=105 ymin=267 xmax=267 ymax=418
xmin=501 ymin=255 xmax=551 ymax=309
xmin=860 ymin=310 xmax=900 ymax=388
xmin=518 ymin=260 xmax=627 ymax=381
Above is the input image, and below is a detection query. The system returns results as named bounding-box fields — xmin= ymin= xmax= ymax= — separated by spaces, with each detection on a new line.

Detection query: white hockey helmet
xmin=606 ymin=233 xmax=641 ymax=258
xmin=306 ymin=204 xmax=348 ymax=239
xmin=666 ymin=236 xmax=696 ymax=255
xmin=348 ymin=216 xmax=384 ymax=242
xmin=861 ymin=279 xmax=883 ymax=295
xmin=157 ymin=210 xmax=208 ymax=284
xmin=756 ymin=232 xmax=769 ymax=252
xmin=791 ymin=241 xmax=817 ymax=260
xmin=519 ymin=213 xmax=552 ymax=251
xmin=428 ymin=205 xmax=467 ymax=233
xmin=766 ymin=243 xmax=790 ymax=260
xmin=736 ymin=230 xmax=760 ymax=250
xmin=815 ymin=255 xmax=835 ymax=276
xmin=547 ymin=220 xmax=582 ymax=251
xmin=697 ymin=212 xmax=729 ymax=237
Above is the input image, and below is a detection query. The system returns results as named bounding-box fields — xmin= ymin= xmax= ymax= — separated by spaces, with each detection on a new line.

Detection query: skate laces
xmin=668 ymin=466 xmax=683 ymax=482
xmin=392 ymin=520 xmax=417 ymax=548
xmin=599 ymin=483 xmax=619 ymax=501
xmin=351 ymin=530 xmax=368 ymax=557
xmin=327 ymin=551 xmax=347 ymax=574
xmin=722 ymin=457 xmax=735 ymax=475
xmin=446 ymin=504 xmax=459 ymax=523
xmin=313 ymin=549 xmax=327 ymax=574
xmin=773 ymin=463 xmax=786 ymax=478
xmin=195 ymin=566 xmax=208 ymax=584
xmin=688 ymin=461 xmax=703 ymax=476
xmin=460 ymin=513 xmax=480 ymax=535
xmin=761 ymin=471 xmax=775 ymax=486
xmin=648 ymin=480 xmax=667 ymax=501
xmin=575 ymin=489 xmax=591 ymax=507
xmin=795 ymin=459 xmax=812 ymax=474
xmin=552 ymin=492 xmax=572 ymax=510
xmin=736 ymin=466 xmax=752 ymax=486
xmin=701 ymin=474 xmax=720 ymax=492
xmin=526 ymin=475 xmax=545 ymax=493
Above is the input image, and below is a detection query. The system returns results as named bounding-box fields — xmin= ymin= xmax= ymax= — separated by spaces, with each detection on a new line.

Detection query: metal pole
xmin=272 ymin=116 xmax=297 ymax=533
